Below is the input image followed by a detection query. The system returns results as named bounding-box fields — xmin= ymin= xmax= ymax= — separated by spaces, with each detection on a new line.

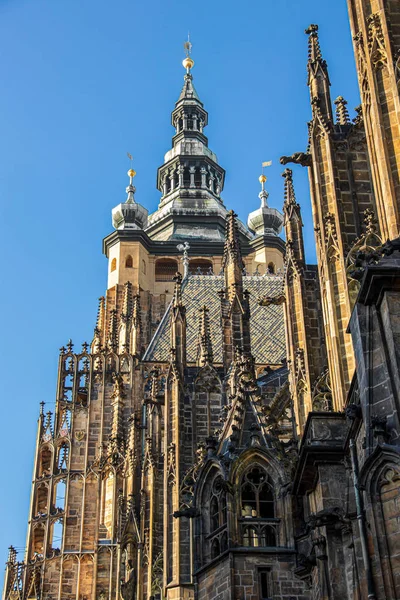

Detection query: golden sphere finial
xmin=128 ymin=168 xmax=136 ymax=179
xmin=182 ymin=56 xmax=194 ymax=70
xmin=259 ymin=174 xmax=267 ymax=184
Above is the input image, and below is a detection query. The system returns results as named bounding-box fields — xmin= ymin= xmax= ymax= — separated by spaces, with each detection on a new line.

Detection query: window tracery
xmin=240 ymin=466 xmax=278 ymax=548
xmin=202 ymin=473 xmax=228 ymax=563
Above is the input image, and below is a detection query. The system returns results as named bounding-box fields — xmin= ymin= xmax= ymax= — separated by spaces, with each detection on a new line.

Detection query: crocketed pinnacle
xmin=283 ymin=169 xmax=298 ymax=212
xmin=172 ymin=272 xmax=183 ymax=308
xmin=334 ymin=96 xmax=351 ymax=125
xmin=96 ymin=297 xmax=105 ymax=335
xmin=305 ymin=24 xmax=323 ymax=63
xmin=121 ymin=282 xmax=133 ymax=321
xmin=132 ymin=294 xmax=141 ymax=328
xmin=282 ymin=169 xmax=305 ymax=265
xmin=222 ymin=210 xmax=244 ymax=272
xmin=107 ymin=309 xmax=118 ymax=352
xmin=198 ymin=305 xmax=213 ymax=366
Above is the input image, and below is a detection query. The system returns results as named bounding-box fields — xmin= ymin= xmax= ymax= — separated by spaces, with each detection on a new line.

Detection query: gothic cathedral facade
xmin=3 ymin=1 xmax=400 ymax=599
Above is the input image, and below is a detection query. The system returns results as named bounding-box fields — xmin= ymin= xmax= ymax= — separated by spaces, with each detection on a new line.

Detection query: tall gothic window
xmin=240 ymin=466 xmax=277 ymax=548
xmin=125 ymin=255 xmax=133 ymax=268
xmin=203 ymin=473 xmax=228 ymax=564
xmin=111 ymin=258 xmax=117 ymax=272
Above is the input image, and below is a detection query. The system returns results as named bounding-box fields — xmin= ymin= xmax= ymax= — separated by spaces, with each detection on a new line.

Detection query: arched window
xmin=38 ymin=446 xmax=52 ymax=477
xmin=241 ymin=466 xmax=274 ymax=518
xmin=189 ymin=259 xmax=213 ymax=275
xmin=209 ymin=476 xmax=227 ymax=533
xmin=240 ymin=465 xmax=277 ymax=548
xmin=111 ymin=258 xmax=117 ymax=272
xmin=56 ymin=443 xmax=69 ymax=472
xmin=194 ymin=168 xmax=201 ymax=188
xmin=183 ymin=167 xmax=190 ymax=188
xmin=202 ymin=473 xmax=228 ymax=564
xmin=125 ymin=255 xmax=133 ymax=268
xmin=155 ymin=259 xmax=178 ymax=282
xmin=142 ymin=259 xmax=146 ymax=274
xmin=267 ymin=262 xmax=275 ymax=274
xmin=211 ymin=538 xmax=220 ymax=560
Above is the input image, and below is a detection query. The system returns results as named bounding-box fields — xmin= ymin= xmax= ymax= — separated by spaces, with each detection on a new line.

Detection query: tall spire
xmin=153 ymin=41 xmax=226 ymax=218
xmin=107 ymin=309 xmax=118 ymax=352
xmin=91 ymin=296 xmax=105 ymax=353
xmin=119 ymin=282 xmax=133 ymax=354
xmin=305 ymin=24 xmax=333 ymax=125
xmin=121 ymin=281 xmax=133 ymax=320
xmin=223 ymin=210 xmax=244 ymax=300
xmin=171 ymin=272 xmax=186 ymax=375
xmin=282 ymin=168 xmax=305 ymax=265
xmin=130 ymin=294 xmax=142 ymax=357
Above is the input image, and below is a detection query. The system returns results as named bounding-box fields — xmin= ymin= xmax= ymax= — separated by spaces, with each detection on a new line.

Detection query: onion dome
xmin=112 ymin=169 xmax=148 ymax=230
xmin=248 ymin=173 xmax=283 ymax=236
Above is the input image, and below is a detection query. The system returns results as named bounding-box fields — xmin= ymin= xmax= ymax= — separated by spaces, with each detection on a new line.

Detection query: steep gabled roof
xmin=144 ymin=274 xmax=285 ymax=365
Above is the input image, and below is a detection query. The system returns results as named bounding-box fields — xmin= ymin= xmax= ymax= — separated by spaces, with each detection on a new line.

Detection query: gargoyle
xmin=258 ymin=294 xmax=286 ymax=307
xmin=280 ymin=152 xmax=312 ymax=167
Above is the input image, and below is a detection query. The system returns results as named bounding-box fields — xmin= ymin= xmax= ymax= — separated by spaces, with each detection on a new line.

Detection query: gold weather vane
xmin=183 ymin=33 xmax=194 ymax=72
xmin=260 ymin=161 xmax=272 ymax=186
xmin=184 ymin=33 xmax=192 ymax=57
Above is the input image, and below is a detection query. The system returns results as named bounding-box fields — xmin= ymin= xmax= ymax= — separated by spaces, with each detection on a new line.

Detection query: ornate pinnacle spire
xmin=96 ymin=297 xmax=105 ymax=335
xmin=130 ymin=294 xmax=142 ymax=356
xmin=121 ymin=282 xmax=133 ymax=321
xmin=92 ymin=296 xmax=105 ymax=353
xmin=305 ymin=24 xmax=332 ymax=124
xmin=223 ymin=210 xmax=244 ymax=301
xmin=107 ymin=309 xmax=118 ymax=352
xmin=223 ymin=210 xmax=244 ymax=271
xmin=334 ymin=96 xmax=351 ymax=125
xmin=305 ymin=24 xmax=323 ymax=63
xmin=7 ymin=546 xmax=17 ymax=564
xmin=198 ymin=305 xmax=213 ymax=366
xmin=132 ymin=294 xmax=141 ymax=328
xmin=172 ymin=272 xmax=183 ymax=308
xmin=282 ymin=169 xmax=305 ymax=265
xmin=282 ymin=168 xmax=297 ymax=209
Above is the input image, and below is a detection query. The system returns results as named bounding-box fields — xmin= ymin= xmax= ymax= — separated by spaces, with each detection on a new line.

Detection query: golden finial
xmin=127 ymin=153 xmax=136 ymax=183
xmin=259 ymin=174 xmax=267 ymax=184
xmin=183 ymin=33 xmax=194 ymax=71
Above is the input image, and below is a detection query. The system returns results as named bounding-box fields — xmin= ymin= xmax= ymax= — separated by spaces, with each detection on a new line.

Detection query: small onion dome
xmin=248 ymin=174 xmax=283 ymax=236
xmin=112 ymin=170 xmax=148 ymax=230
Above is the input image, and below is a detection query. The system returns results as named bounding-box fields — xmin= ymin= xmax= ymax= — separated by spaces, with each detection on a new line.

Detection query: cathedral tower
xmin=347 ymin=0 xmax=400 ymax=240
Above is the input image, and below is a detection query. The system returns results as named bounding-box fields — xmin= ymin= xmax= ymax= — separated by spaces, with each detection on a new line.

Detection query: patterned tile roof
xmin=144 ymin=274 xmax=286 ymax=365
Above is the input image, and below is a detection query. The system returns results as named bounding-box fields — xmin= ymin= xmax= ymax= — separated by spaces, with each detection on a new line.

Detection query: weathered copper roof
xmin=144 ymin=274 xmax=285 ymax=365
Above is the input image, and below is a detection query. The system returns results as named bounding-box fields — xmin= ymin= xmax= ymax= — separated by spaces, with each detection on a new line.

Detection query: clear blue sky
xmin=0 ymin=0 xmax=359 ymax=563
